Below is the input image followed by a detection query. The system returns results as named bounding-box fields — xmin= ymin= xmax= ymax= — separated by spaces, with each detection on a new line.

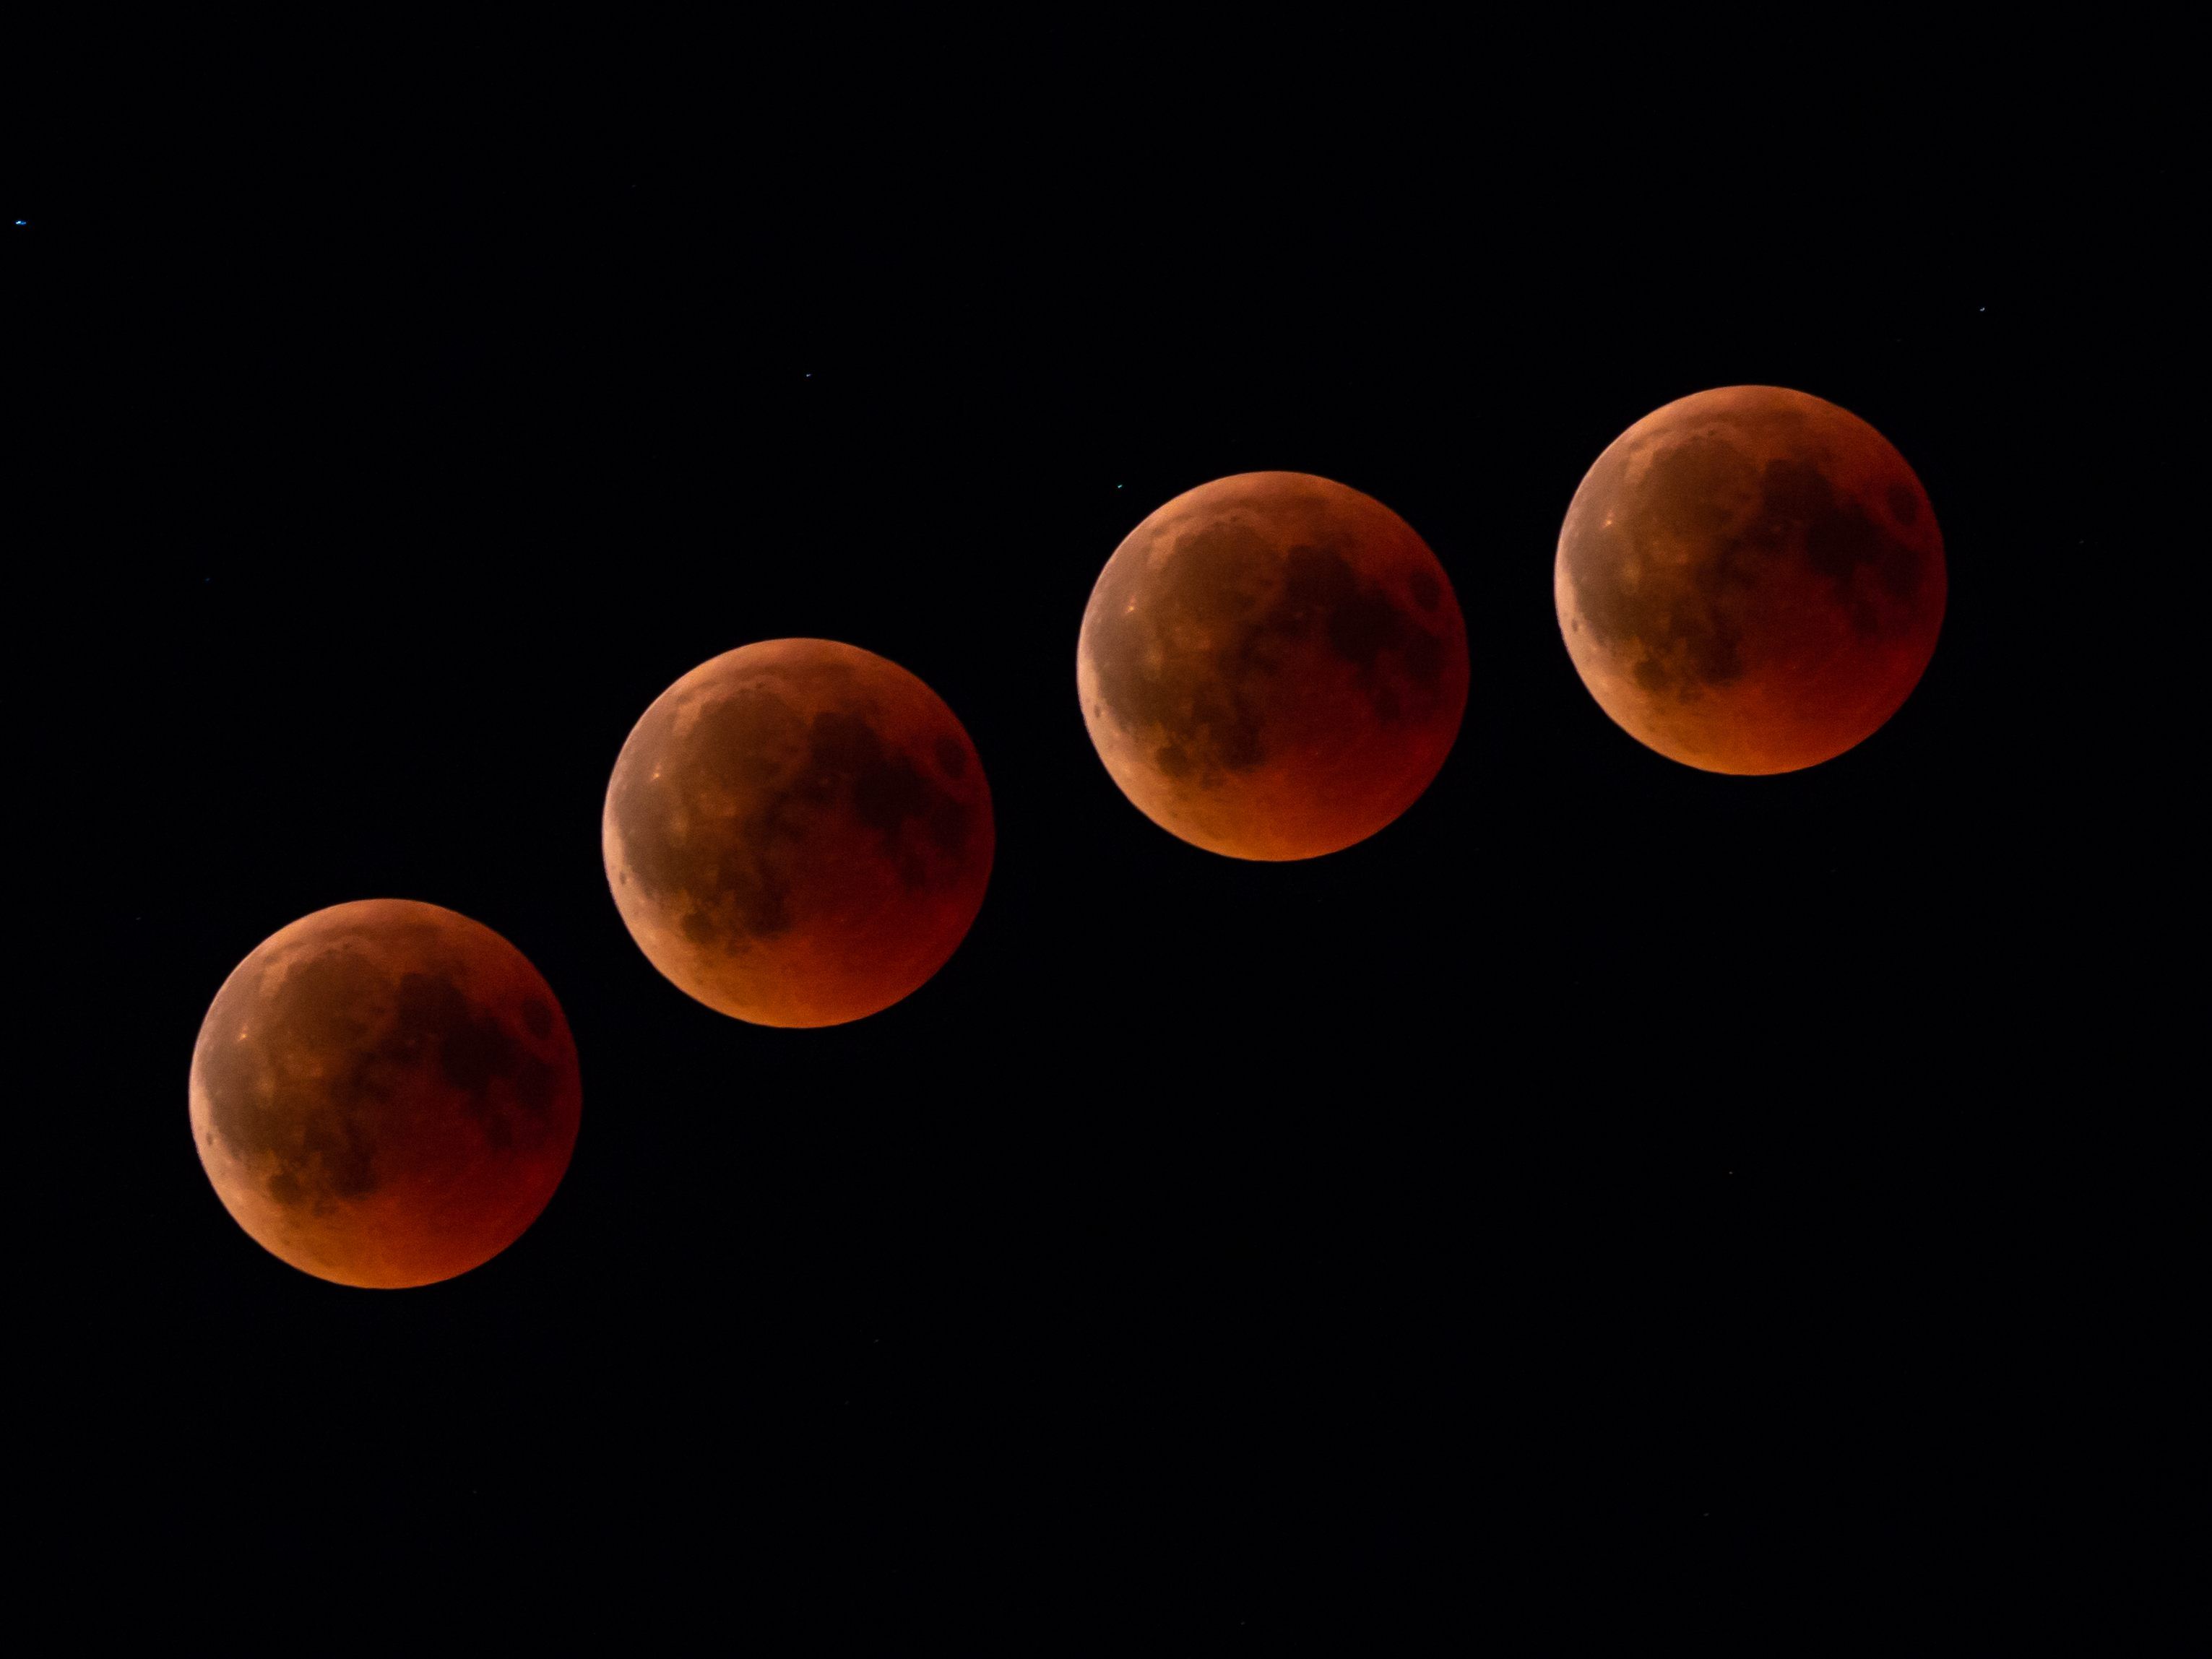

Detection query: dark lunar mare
xmin=1563 ymin=415 xmax=1931 ymax=701
xmin=1086 ymin=498 xmax=1452 ymax=785
xmin=199 ymin=928 xmax=564 ymax=1215
xmin=611 ymin=674 xmax=978 ymax=952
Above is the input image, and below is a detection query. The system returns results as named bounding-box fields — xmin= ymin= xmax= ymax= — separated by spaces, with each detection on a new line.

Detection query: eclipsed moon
xmin=1076 ymin=471 xmax=1469 ymax=860
xmin=189 ymin=900 xmax=582 ymax=1288
xmin=602 ymin=638 xmax=993 ymax=1028
xmin=1555 ymin=385 xmax=1945 ymax=774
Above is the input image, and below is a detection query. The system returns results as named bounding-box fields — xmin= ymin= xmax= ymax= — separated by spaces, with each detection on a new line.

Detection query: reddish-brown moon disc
xmin=189 ymin=900 xmax=582 ymax=1289
xmin=1555 ymin=385 xmax=1946 ymax=774
xmin=1076 ymin=471 xmax=1469 ymax=860
xmin=602 ymin=638 xmax=993 ymax=1028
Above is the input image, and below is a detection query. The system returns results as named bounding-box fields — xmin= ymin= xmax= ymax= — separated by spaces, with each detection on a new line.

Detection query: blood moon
xmin=1555 ymin=385 xmax=1945 ymax=774
xmin=1078 ymin=472 xmax=1468 ymax=859
xmin=190 ymin=900 xmax=582 ymax=1288
xmin=602 ymin=638 xmax=993 ymax=1028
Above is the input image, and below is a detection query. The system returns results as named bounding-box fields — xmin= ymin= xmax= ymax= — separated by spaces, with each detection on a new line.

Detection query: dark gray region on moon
xmin=1563 ymin=428 xmax=1928 ymax=700
xmin=612 ymin=676 xmax=978 ymax=950
xmin=1086 ymin=514 xmax=1448 ymax=784
xmin=197 ymin=940 xmax=561 ymax=1214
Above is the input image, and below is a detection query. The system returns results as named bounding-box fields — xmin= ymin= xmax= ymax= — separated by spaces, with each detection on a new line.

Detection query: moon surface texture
xmin=1555 ymin=385 xmax=1945 ymax=774
xmin=603 ymin=638 xmax=993 ymax=1027
xmin=1077 ymin=472 xmax=1469 ymax=860
xmin=190 ymin=900 xmax=582 ymax=1288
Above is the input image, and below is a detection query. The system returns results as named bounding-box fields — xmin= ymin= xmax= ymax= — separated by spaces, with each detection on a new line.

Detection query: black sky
xmin=18 ymin=66 xmax=2185 ymax=1642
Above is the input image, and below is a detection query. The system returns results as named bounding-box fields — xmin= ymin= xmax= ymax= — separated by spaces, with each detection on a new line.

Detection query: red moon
xmin=189 ymin=900 xmax=582 ymax=1288
xmin=602 ymin=638 xmax=993 ymax=1027
xmin=1555 ymin=385 xmax=1945 ymax=774
xmin=1076 ymin=472 xmax=1469 ymax=860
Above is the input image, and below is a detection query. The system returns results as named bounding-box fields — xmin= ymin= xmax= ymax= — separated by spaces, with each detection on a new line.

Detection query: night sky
xmin=20 ymin=87 xmax=2179 ymax=1641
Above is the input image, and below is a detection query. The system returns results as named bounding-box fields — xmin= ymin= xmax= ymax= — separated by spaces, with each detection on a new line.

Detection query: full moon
xmin=190 ymin=900 xmax=582 ymax=1288
xmin=1077 ymin=472 xmax=1468 ymax=859
xmin=603 ymin=638 xmax=993 ymax=1027
xmin=1555 ymin=385 xmax=1945 ymax=774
